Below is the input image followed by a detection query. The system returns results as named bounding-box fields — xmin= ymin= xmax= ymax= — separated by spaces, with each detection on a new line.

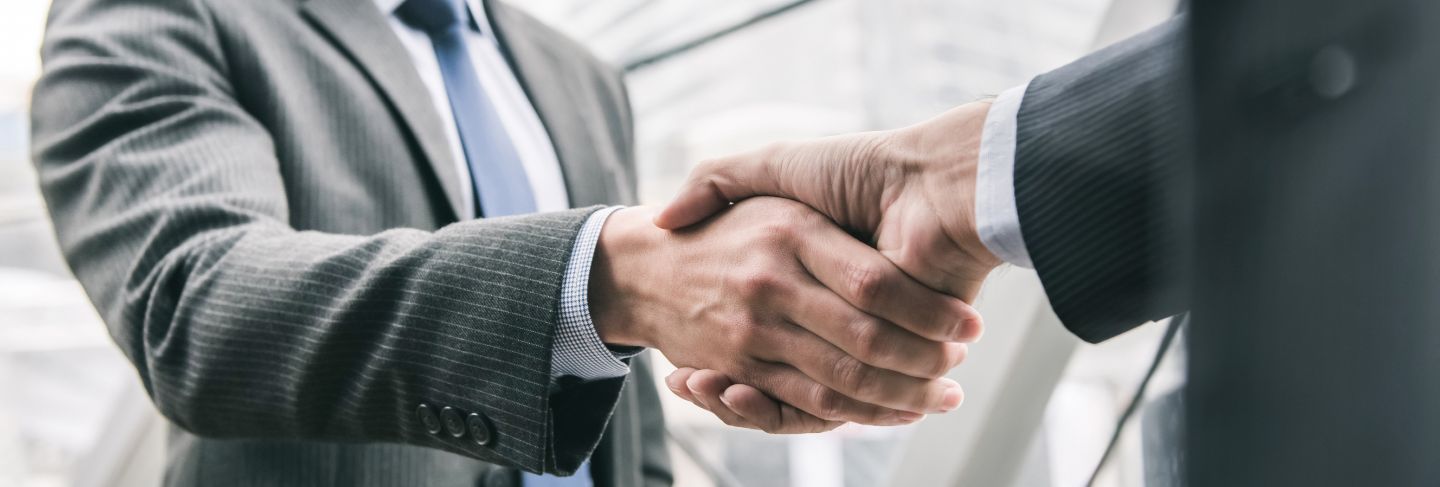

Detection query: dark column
xmin=1189 ymin=1 xmax=1440 ymax=485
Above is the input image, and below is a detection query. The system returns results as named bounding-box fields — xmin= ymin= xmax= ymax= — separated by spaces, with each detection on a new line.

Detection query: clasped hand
xmin=641 ymin=101 xmax=1003 ymax=433
xmin=589 ymin=197 xmax=981 ymax=433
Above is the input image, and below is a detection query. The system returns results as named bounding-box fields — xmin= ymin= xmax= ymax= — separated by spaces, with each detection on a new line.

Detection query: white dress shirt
xmin=375 ymin=0 xmax=630 ymax=380
xmin=976 ymin=81 xmax=1036 ymax=268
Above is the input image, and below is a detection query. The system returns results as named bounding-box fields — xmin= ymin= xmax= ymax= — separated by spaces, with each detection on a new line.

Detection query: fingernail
xmin=955 ymin=317 xmax=982 ymax=342
xmin=718 ymin=392 xmax=736 ymax=409
xmin=898 ymin=411 xmax=924 ymax=423
xmin=940 ymin=381 xmax=964 ymax=412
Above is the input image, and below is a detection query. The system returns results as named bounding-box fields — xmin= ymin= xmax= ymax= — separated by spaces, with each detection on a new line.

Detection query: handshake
xmin=588 ymin=101 xmax=1002 ymax=433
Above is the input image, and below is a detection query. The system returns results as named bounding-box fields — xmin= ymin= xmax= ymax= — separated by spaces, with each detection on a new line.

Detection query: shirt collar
xmin=373 ymin=0 xmax=492 ymax=34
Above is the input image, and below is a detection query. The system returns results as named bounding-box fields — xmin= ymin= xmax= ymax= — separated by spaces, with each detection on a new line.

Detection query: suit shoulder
xmin=489 ymin=2 xmax=627 ymax=90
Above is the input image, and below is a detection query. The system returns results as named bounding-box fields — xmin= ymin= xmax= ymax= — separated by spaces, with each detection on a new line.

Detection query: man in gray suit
xmin=30 ymin=0 xmax=981 ymax=485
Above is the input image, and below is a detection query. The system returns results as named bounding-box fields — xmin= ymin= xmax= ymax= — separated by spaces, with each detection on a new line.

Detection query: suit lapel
xmin=301 ymin=0 xmax=466 ymax=219
xmin=484 ymin=0 xmax=618 ymax=208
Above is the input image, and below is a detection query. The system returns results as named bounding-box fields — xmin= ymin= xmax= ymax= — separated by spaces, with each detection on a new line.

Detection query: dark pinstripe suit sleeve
xmin=30 ymin=0 xmax=615 ymax=475
xmin=1013 ymin=18 xmax=1191 ymax=343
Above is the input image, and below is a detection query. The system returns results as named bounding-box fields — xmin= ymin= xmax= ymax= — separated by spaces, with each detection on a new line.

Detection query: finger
xmin=654 ymin=151 xmax=785 ymax=230
xmin=686 ymin=370 xmax=758 ymax=429
xmin=756 ymin=324 xmax=964 ymax=414
xmin=721 ymin=383 xmax=846 ymax=434
xmin=788 ymin=279 xmax=969 ymax=380
xmin=665 ymin=368 xmax=700 ymax=403
xmin=795 ymin=222 xmax=984 ymax=342
xmin=681 ymin=369 xmax=837 ymax=433
xmin=742 ymin=361 xmax=928 ymax=425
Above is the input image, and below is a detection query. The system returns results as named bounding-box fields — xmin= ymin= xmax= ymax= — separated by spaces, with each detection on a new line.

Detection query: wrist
xmin=898 ymin=101 xmax=1003 ymax=270
xmin=588 ymin=207 xmax=663 ymax=349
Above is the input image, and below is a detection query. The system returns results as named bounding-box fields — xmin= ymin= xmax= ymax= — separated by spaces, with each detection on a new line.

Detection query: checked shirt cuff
xmin=551 ymin=206 xmax=638 ymax=381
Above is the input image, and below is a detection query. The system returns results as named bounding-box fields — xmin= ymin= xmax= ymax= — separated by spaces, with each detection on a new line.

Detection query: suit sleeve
xmin=30 ymin=0 xmax=615 ymax=474
xmin=1012 ymin=18 xmax=1191 ymax=343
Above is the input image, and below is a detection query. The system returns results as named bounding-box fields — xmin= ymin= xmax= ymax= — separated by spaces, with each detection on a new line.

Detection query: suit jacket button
xmin=416 ymin=404 xmax=442 ymax=435
xmin=1310 ymin=45 xmax=1356 ymax=99
xmin=441 ymin=407 xmax=467 ymax=438
xmin=467 ymin=412 xmax=494 ymax=446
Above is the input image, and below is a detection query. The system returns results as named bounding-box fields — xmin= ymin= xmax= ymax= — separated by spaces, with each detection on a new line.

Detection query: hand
xmin=654 ymin=101 xmax=1004 ymax=433
xmin=590 ymin=198 xmax=980 ymax=426
xmin=654 ymin=101 xmax=1002 ymax=301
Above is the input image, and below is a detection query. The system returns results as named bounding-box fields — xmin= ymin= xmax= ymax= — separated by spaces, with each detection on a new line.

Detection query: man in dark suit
xmin=659 ymin=2 xmax=1440 ymax=485
xmin=30 ymin=0 xmax=984 ymax=485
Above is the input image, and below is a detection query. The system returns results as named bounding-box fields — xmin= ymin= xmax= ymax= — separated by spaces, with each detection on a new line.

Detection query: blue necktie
xmin=399 ymin=2 xmax=588 ymax=486
xmin=398 ymin=0 xmax=536 ymax=218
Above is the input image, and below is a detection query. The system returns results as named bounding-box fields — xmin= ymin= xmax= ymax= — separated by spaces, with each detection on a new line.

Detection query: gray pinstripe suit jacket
xmin=29 ymin=0 xmax=670 ymax=485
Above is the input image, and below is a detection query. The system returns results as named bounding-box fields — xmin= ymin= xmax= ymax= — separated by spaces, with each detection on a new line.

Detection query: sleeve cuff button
xmin=416 ymin=404 xmax=442 ymax=435
xmin=467 ymin=412 xmax=494 ymax=446
xmin=440 ymin=407 xmax=467 ymax=438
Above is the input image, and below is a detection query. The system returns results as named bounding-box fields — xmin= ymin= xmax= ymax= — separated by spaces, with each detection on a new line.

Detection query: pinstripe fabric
xmin=1013 ymin=18 xmax=1191 ymax=343
xmin=29 ymin=0 xmax=668 ymax=484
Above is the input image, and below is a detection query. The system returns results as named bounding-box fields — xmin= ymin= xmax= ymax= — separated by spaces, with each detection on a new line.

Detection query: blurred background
xmin=0 ymin=0 xmax=1183 ymax=485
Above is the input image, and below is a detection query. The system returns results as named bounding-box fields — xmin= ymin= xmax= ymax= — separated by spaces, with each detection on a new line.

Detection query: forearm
xmin=1012 ymin=17 xmax=1190 ymax=342
xmin=56 ymin=203 xmax=604 ymax=472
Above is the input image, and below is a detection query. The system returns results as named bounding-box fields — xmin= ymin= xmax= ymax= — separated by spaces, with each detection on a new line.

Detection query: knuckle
xmin=832 ymin=355 xmax=876 ymax=396
xmin=735 ymin=268 xmax=782 ymax=297
xmin=755 ymin=217 xmax=800 ymax=245
xmin=849 ymin=318 xmax=891 ymax=364
xmin=844 ymin=261 xmax=889 ymax=308
xmin=811 ymin=387 xmax=846 ymax=420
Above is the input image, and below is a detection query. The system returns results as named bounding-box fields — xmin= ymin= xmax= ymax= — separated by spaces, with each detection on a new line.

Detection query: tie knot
xmin=396 ymin=0 xmax=467 ymax=34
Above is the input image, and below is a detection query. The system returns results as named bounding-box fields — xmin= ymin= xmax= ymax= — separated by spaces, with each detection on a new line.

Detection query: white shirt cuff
xmin=976 ymin=81 xmax=1035 ymax=269
xmin=551 ymin=206 xmax=634 ymax=381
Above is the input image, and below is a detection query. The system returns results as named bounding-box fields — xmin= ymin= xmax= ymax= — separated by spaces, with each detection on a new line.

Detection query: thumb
xmin=651 ymin=173 xmax=734 ymax=230
xmin=653 ymin=154 xmax=785 ymax=229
